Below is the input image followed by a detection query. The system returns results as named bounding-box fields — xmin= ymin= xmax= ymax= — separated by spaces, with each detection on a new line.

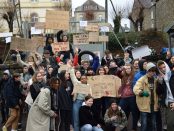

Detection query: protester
xmin=79 ymin=95 xmax=103 ymax=131
xmin=156 ymin=60 xmax=174 ymax=131
xmin=104 ymin=99 xmax=127 ymax=131
xmin=26 ymin=83 xmax=57 ymax=131
xmin=0 ymin=70 xmax=10 ymax=124
xmin=133 ymin=62 xmax=159 ymax=131
xmin=44 ymin=36 xmax=54 ymax=56
xmin=118 ymin=64 xmax=139 ymax=131
xmin=2 ymin=73 xmax=23 ymax=131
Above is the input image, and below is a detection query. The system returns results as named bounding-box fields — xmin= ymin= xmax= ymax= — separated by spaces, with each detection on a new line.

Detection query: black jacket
xmin=79 ymin=105 xmax=98 ymax=127
xmin=156 ymin=71 xmax=174 ymax=106
xmin=4 ymin=78 xmax=22 ymax=108
xmin=58 ymin=86 xmax=72 ymax=111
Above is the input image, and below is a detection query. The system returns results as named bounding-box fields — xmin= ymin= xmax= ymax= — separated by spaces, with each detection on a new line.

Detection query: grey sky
xmin=72 ymin=0 xmax=134 ymax=27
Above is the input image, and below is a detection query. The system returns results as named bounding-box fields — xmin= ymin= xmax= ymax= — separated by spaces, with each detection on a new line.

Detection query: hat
xmin=43 ymin=50 xmax=50 ymax=54
xmin=3 ymin=70 xmax=10 ymax=76
xmin=146 ymin=62 xmax=156 ymax=72
xmin=13 ymin=72 xmax=21 ymax=77
xmin=109 ymin=99 xmax=118 ymax=106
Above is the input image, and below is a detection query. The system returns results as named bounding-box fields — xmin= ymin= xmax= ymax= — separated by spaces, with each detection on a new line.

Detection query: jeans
xmin=140 ymin=112 xmax=157 ymax=131
xmin=81 ymin=124 xmax=103 ymax=131
xmin=119 ymin=96 xmax=139 ymax=130
xmin=73 ymin=99 xmax=83 ymax=131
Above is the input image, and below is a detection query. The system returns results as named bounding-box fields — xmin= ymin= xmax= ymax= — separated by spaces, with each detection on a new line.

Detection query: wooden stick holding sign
xmin=51 ymin=42 xmax=70 ymax=54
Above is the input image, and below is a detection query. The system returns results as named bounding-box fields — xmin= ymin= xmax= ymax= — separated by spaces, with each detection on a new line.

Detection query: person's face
xmin=48 ymin=67 xmax=53 ymax=74
xmin=80 ymin=76 xmax=87 ymax=84
xmin=48 ymin=38 xmax=53 ymax=44
xmin=99 ymin=68 xmax=105 ymax=75
xmin=143 ymin=62 xmax=148 ymax=70
xmin=171 ymin=56 xmax=174 ymax=63
xmin=85 ymin=98 xmax=93 ymax=107
xmin=36 ymin=73 xmax=43 ymax=82
xmin=62 ymin=36 xmax=68 ymax=42
xmin=3 ymin=74 xmax=8 ymax=80
xmin=83 ymin=62 xmax=89 ymax=70
xmin=124 ymin=52 xmax=129 ymax=58
xmin=28 ymin=56 xmax=34 ymax=62
xmin=52 ymin=80 xmax=60 ymax=90
xmin=65 ymin=71 xmax=70 ymax=80
xmin=104 ymin=66 xmax=109 ymax=73
xmin=125 ymin=65 xmax=132 ymax=74
xmin=14 ymin=76 xmax=20 ymax=82
xmin=23 ymin=67 xmax=29 ymax=73
xmin=87 ymin=70 xmax=94 ymax=75
xmin=111 ymin=103 xmax=118 ymax=111
xmin=147 ymin=68 xmax=156 ymax=77
xmin=134 ymin=61 xmax=139 ymax=69
xmin=75 ymin=71 xmax=81 ymax=79
xmin=159 ymin=64 xmax=166 ymax=74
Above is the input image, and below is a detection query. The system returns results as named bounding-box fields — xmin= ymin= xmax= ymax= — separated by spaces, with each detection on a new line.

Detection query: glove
xmin=142 ymin=91 xmax=149 ymax=97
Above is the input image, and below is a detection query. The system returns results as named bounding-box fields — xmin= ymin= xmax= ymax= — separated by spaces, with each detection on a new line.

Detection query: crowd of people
xmin=1 ymin=31 xmax=174 ymax=131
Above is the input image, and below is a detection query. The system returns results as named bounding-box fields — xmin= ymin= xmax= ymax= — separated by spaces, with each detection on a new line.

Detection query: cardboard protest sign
xmin=45 ymin=10 xmax=69 ymax=30
xmin=132 ymin=45 xmax=151 ymax=59
xmin=85 ymin=25 xmax=99 ymax=32
xmin=11 ymin=37 xmax=37 ymax=52
xmin=35 ymin=22 xmax=45 ymax=29
xmin=31 ymin=37 xmax=45 ymax=47
xmin=73 ymin=34 xmax=89 ymax=44
xmin=87 ymin=75 xmax=121 ymax=98
xmin=88 ymin=32 xmax=99 ymax=42
xmin=51 ymin=42 xmax=70 ymax=53
xmin=73 ymin=83 xmax=92 ymax=95
xmin=99 ymin=36 xmax=109 ymax=42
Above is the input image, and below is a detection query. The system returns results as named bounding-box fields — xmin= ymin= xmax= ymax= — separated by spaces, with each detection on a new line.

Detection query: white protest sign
xmin=31 ymin=27 xmax=42 ymax=35
xmin=100 ymin=26 xmax=110 ymax=32
xmin=5 ymin=37 xmax=11 ymax=43
xmin=80 ymin=21 xmax=87 ymax=27
xmin=132 ymin=45 xmax=152 ymax=59
xmin=0 ymin=32 xmax=13 ymax=37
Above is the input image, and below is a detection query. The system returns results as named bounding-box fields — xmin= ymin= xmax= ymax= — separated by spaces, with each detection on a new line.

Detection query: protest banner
xmin=99 ymin=36 xmax=109 ymax=42
xmin=35 ymin=22 xmax=45 ymax=29
xmin=88 ymin=32 xmax=99 ymax=42
xmin=51 ymin=42 xmax=70 ymax=53
xmin=132 ymin=45 xmax=151 ymax=59
xmin=45 ymin=10 xmax=69 ymax=30
xmin=0 ymin=32 xmax=13 ymax=37
xmin=73 ymin=83 xmax=92 ymax=95
xmin=31 ymin=37 xmax=45 ymax=47
xmin=87 ymin=75 xmax=121 ymax=98
xmin=11 ymin=37 xmax=37 ymax=52
xmin=73 ymin=34 xmax=89 ymax=44
xmin=85 ymin=24 xmax=99 ymax=32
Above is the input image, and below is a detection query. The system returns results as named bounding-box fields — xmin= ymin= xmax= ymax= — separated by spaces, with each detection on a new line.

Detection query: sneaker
xmin=2 ymin=126 xmax=7 ymax=131
xmin=137 ymin=121 xmax=141 ymax=127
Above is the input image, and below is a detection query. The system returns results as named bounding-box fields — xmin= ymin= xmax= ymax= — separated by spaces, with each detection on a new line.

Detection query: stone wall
xmin=143 ymin=0 xmax=174 ymax=31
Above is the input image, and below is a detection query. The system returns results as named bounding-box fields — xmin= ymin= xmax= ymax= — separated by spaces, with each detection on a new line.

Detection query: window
xmin=79 ymin=15 xmax=83 ymax=21
xmin=31 ymin=0 xmax=38 ymax=2
xmin=30 ymin=13 xmax=39 ymax=23
xmin=99 ymin=15 xmax=103 ymax=21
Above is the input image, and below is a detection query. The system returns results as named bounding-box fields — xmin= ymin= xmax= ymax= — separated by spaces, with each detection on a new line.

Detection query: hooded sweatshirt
xmin=156 ymin=61 xmax=174 ymax=106
xmin=132 ymin=59 xmax=147 ymax=88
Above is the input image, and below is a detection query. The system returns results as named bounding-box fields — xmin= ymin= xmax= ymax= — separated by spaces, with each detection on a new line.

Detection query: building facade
xmin=71 ymin=0 xmax=105 ymax=33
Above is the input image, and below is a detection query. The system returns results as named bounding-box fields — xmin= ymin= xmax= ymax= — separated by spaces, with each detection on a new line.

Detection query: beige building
xmin=0 ymin=0 xmax=71 ymax=33
xmin=71 ymin=0 xmax=105 ymax=33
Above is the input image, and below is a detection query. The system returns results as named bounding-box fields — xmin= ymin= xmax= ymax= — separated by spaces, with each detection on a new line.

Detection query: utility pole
xmin=105 ymin=0 xmax=108 ymax=23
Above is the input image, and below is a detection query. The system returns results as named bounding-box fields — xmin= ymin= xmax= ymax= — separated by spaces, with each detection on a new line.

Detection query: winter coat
xmin=79 ymin=105 xmax=98 ymax=127
xmin=104 ymin=107 xmax=127 ymax=128
xmin=133 ymin=75 xmax=159 ymax=113
xmin=26 ymin=88 xmax=55 ymax=131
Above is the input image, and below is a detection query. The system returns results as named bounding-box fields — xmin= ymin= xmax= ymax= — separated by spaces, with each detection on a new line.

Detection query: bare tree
xmin=0 ymin=0 xmax=17 ymax=32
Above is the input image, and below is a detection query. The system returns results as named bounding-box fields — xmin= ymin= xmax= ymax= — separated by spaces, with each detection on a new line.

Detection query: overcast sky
xmin=72 ymin=0 xmax=134 ymax=27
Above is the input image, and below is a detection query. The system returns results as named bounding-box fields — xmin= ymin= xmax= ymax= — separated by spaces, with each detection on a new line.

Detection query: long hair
xmin=96 ymin=66 xmax=106 ymax=75
xmin=121 ymin=64 xmax=134 ymax=86
xmin=59 ymin=70 xmax=68 ymax=88
xmin=32 ymin=71 xmax=42 ymax=83
xmin=107 ymin=105 xmax=121 ymax=118
xmin=48 ymin=77 xmax=60 ymax=89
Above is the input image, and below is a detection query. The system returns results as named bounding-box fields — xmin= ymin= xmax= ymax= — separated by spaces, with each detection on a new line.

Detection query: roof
xmin=75 ymin=0 xmax=105 ymax=12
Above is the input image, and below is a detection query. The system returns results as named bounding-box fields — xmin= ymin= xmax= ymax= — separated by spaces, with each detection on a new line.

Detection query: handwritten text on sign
xmin=73 ymin=34 xmax=89 ymax=44
xmin=52 ymin=42 xmax=70 ymax=53
xmin=45 ymin=10 xmax=69 ymax=30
